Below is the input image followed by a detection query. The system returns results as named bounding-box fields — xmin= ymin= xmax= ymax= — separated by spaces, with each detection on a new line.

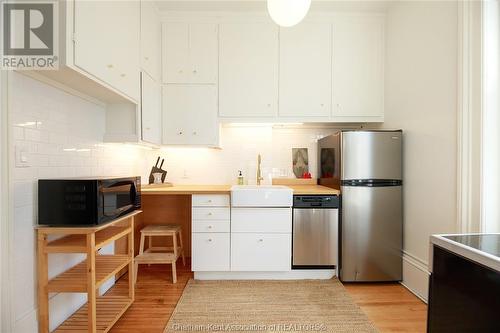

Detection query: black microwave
xmin=38 ymin=177 xmax=141 ymax=226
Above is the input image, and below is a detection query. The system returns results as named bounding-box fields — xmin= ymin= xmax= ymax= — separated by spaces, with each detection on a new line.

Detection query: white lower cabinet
xmin=231 ymin=233 xmax=292 ymax=271
xmin=191 ymin=194 xmax=231 ymax=272
xmin=231 ymin=208 xmax=292 ymax=233
xmin=191 ymin=195 xmax=293 ymax=273
xmin=192 ymin=233 xmax=230 ymax=271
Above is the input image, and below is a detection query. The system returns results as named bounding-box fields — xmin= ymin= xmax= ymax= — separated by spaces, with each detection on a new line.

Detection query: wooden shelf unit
xmin=36 ymin=211 xmax=141 ymax=333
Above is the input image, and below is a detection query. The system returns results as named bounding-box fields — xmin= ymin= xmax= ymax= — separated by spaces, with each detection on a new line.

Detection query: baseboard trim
xmin=401 ymin=251 xmax=430 ymax=303
xmin=194 ymin=270 xmax=336 ymax=280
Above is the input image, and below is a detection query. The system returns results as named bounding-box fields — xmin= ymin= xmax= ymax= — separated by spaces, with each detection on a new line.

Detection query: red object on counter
xmin=302 ymin=172 xmax=312 ymax=179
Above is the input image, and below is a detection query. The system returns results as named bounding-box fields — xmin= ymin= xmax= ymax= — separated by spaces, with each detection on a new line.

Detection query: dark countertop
xmin=430 ymin=233 xmax=500 ymax=273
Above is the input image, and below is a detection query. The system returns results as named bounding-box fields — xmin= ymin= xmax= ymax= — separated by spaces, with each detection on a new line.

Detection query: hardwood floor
xmin=343 ymin=283 xmax=428 ymax=332
xmin=111 ymin=261 xmax=427 ymax=333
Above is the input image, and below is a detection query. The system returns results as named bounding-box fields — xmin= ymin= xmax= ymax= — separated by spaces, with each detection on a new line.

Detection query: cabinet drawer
xmin=192 ymin=195 xmax=230 ymax=207
xmin=231 ymin=208 xmax=292 ymax=233
xmin=192 ymin=207 xmax=230 ymax=220
xmin=231 ymin=233 xmax=291 ymax=271
xmin=192 ymin=220 xmax=230 ymax=233
xmin=192 ymin=233 xmax=230 ymax=271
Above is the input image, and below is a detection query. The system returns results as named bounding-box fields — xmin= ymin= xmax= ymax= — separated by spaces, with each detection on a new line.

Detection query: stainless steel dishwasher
xmin=292 ymin=195 xmax=339 ymax=269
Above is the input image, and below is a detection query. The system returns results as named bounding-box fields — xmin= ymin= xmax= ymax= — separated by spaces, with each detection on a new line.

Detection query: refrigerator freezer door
xmin=341 ymin=131 xmax=402 ymax=181
xmin=340 ymin=185 xmax=402 ymax=281
xmin=293 ymin=208 xmax=338 ymax=266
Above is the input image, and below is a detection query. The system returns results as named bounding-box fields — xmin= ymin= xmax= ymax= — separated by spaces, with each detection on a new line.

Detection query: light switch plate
xmin=15 ymin=145 xmax=30 ymax=168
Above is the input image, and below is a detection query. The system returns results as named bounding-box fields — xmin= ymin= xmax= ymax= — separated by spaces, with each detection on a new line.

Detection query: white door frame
xmin=0 ymin=71 xmax=12 ymax=332
xmin=457 ymin=0 xmax=484 ymax=234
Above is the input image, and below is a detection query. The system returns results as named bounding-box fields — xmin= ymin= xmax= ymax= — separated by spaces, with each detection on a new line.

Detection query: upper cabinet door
xmin=279 ymin=23 xmax=332 ymax=118
xmin=141 ymin=72 xmax=162 ymax=145
xmin=332 ymin=16 xmax=384 ymax=120
xmin=74 ymin=0 xmax=140 ymax=102
xmin=163 ymin=23 xmax=217 ymax=84
xmin=188 ymin=24 xmax=218 ymax=83
xmin=219 ymin=23 xmax=279 ymax=118
xmin=163 ymin=85 xmax=219 ymax=146
xmin=140 ymin=0 xmax=161 ymax=81
xmin=163 ymin=23 xmax=189 ymax=83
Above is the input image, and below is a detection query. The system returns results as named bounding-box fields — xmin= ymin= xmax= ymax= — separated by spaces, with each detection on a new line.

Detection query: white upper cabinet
xmin=140 ymin=0 xmax=161 ymax=81
xmin=74 ymin=0 xmax=140 ymax=102
xmin=162 ymin=23 xmax=218 ymax=84
xmin=163 ymin=85 xmax=219 ymax=146
xmin=141 ymin=72 xmax=162 ymax=144
xmin=332 ymin=16 xmax=384 ymax=120
xmin=279 ymin=23 xmax=332 ymax=118
xmin=219 ymin=23 xmax=279 ymax=118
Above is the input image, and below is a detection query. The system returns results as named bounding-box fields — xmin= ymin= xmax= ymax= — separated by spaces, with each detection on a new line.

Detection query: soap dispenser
xmin=237 ymin=170 xmax=244 ymax=185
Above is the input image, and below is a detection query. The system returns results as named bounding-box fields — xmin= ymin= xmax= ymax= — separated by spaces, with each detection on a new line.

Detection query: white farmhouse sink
xmin=231 ymin=185 xmax=293 ymax=207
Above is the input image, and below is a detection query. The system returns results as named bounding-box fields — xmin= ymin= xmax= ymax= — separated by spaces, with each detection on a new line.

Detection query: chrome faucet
xmin=257 ymin=154 xmax=264 ymax=185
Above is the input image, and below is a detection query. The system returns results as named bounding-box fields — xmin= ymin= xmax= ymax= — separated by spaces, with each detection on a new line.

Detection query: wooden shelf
xmin=48 ymin=255 xmax=130 ymax=292
xmin=37 ymin=211 xmax=139 ymax=333
xmin=46 ymin=226 xmax=132 ymax=253
xmin=54 ymin=295 xmax=132 ymax=333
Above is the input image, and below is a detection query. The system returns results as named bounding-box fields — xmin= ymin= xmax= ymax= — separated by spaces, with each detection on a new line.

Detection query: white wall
xmin=382 ymin=0 xmax=459 ymax=300
xmin=7 ymin=72 xmax=149 ymax=333
xmin=1 ymin=71 xmax=12 ymax=332
xmin=482 ymin=0 xmax=500 ymax=233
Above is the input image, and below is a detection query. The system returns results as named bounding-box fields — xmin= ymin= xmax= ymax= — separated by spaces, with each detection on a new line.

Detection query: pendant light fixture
xmin=267 ymin=0 xmax=312 ymax=27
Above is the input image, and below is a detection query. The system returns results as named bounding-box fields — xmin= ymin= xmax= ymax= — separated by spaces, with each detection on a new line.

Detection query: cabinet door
xmin=140 ymin=0 xmax=161 ymax=81
xmin=279 ymin=23 xmax=332 ymax=117
xmin=163 ymin=23 xmax=217 ymax=84
xmin=162 ymin=23 xmax=189 ymax=83
xmin=188 ymin=24 xmax=218 ymax=84
xmin=74 ymin=0 xmax=140 ymax=101
xmin=141 ymin=72 xmax=161 ymax=144
xmin=332 ymin=16 xmax=384 ymax=119
xmin=192 ymin=233 xmax=230 ymax=271
xmin=231 ymin=233 xmax=291 ymax=271
xmin=162 ymin=85 xmax=219 ymax=145
xmin=219 ymin=23 xmax=279 ymax=118
xmin=74 ymin=1 xmax=114 ymax=89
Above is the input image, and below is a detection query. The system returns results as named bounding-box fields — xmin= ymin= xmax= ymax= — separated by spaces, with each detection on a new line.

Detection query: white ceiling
xmin=155 ymin=0 xmax=391 ymax=13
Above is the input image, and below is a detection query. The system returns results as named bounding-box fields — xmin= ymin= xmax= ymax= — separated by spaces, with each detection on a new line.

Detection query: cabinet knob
xmin=193 ymin=131 xmax=197 ymax=135
xmin=320 ymin=103 xmax=324 ymax=107
xmin=259 ymin=239 xmax=264 ymax=242
xmin=145 ymin=127 xmax=151 ymax=130
xmin=178 ymin=70 xmax=183 ymax=74
xmin=208 ymin=225 xmax=213 ymax=229
xmin=178 ymin=131 xmax=183 ymax=135
xmin=208 ymin=238 xmax=213 ymax=242
xmin=193 ymin=70 xmax=197 ymax=74
xmin=120 ymin=73 xmax=126 ymax=77
xmin=208 ymin=199 xmax=212 ymax=203
xmin=144 ymin=56 xmax=149 ymax=60
xmin=107 ymin=64 xmax=113 ymax=69
xmin=208 ymin=212 xmax=213 ymax=216
xmin=267 ymin=103 xmax=271 ymax=107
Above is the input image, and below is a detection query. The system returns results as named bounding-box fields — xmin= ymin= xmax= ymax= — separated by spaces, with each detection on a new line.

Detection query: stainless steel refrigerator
xmin=318 ymin=130 xmax=403 ymax=282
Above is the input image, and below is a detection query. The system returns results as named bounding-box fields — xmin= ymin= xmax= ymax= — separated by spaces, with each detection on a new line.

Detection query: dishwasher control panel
xmin=293 ymin=195 xmax=339 ymax=208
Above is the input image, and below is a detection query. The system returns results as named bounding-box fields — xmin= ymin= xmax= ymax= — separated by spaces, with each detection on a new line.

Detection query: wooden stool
xmin=135 ymin=225 xmax=185 ymax=284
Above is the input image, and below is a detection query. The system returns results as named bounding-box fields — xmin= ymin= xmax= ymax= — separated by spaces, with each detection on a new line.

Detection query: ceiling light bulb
xmin=267 ymin=0 xmax=311 ymax=27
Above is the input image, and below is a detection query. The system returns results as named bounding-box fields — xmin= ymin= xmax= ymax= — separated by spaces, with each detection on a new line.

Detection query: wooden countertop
xmin=141 ymin=184 xmax=232 ymax=195
xmin=141 ymin=184 xmax=339 ymax=196
xmin=286 ymin=185 xmax=340 ymax=195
